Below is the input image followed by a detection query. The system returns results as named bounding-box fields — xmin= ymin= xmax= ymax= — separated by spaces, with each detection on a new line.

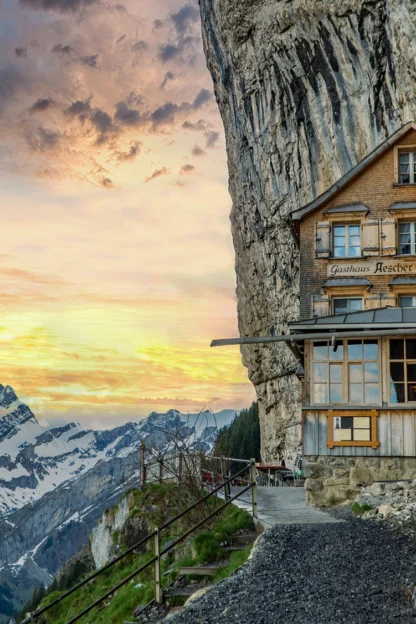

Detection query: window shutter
xmin=312 ymin=295 xmax=329 ymax=317
xmin=380 ymin=293 xmax=397 ymax=308
xmin=315 ymin=222 xmax=331 ymax=258
xmin=361 ymin=219 xmax=379 ymax=256
xmin=365 ymin=295 xmax=381 ymax=310
xmin=380 ymin=218 xmax=397 ymax=256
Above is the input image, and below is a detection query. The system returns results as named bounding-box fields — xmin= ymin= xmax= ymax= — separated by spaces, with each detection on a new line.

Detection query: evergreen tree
xmin=214 ymin=402 xmax=260 ymax=463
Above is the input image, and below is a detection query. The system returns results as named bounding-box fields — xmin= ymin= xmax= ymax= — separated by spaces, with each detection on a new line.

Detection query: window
xmin=332 ymin=298 xmax=363 ymax=315
xmin=399 ymin=152 xmax=416 ymax=184
xmin=334 ymin=415 xmax=371 ymax=442
xmin=312 ymin=339 xmax=379 ymax=405
xmin=399 ymin=222 xmax=416 ymax=255
xmin=390 ymin=338 xmax=416 ymax=403
xmin=399 ymin=295 xmax=416 ymax=308
xmin=333 ymin=224 xmax=361 ymax=257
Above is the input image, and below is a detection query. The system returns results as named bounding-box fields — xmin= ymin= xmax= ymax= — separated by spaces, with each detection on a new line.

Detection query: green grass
xmin=213 ymin=544 xmax=253 ymax=582
xmin=33 ymin=486 xmax=255 ymax=624
xmin=352 ymin=502 xmax=373 ymax=515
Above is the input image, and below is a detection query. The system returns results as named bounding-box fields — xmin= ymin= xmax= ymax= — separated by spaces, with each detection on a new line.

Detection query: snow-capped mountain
xmin=0 ymin=383 xmax=236 ymax=516
xmin=0 ymin=385 xmax=237 ymax=621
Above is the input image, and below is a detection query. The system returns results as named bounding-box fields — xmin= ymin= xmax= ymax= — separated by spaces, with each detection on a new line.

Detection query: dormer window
xmin=399 ymin=295 xmax=416 ymax=308
xmin=333 ymin=224 xmax=361 ymax=257
xmin=399 ymin=152 xmax=416 ymax=184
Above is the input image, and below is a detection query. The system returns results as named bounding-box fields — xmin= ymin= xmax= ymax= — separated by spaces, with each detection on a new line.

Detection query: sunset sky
xmin=0 ymin=0 xmax=255 ymax=427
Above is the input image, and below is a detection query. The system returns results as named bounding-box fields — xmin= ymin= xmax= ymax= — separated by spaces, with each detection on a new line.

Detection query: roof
xmin=289 ymin=306 xmax=416 ymax=332
xmin=390 ymin=277 xmax=416 ymax=285
xmin=389 ymin=202 xmax=416 ymax=211
xmin=291 ymin=121 xmax=416 ymax=222
xmin=323 ymin=278 xmax=372 ymax=288
xmin=324 ymin=203 xmax=369 ymax=215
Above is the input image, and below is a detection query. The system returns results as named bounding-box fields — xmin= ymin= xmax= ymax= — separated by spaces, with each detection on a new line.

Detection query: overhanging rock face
xmin=199 ymin=0 xmax=416 ymax=461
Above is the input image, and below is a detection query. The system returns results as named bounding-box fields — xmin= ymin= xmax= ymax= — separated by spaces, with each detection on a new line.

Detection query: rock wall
xmin=199 ymin=0 xmax=416 ymax=461
xmin=305 ymin=456 xmax=416 ymax=506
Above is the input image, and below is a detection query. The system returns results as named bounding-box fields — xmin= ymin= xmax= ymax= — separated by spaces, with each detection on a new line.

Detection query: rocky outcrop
xmin=199 ymin=0 xmax=416 ymax=461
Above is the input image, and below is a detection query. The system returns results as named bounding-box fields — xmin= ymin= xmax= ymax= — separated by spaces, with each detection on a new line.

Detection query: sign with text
xmin=327 ymin=259 xmax=416 ymax=278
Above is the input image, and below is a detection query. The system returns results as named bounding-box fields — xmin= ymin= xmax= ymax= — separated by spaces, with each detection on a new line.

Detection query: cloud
xmin=114 ymin=101 xmax=140 ymax=126
xmin=19 ymin=0 xmax=96 ymax=12
xmin=158 ymin=44 xmax=181 ymax=64
xmin=150 ymin=89 xmax=213 ymax=128
xmin=205 ymin=130 xmax=220 ymax=148
xmin=101 ymin=177 xmax=115 ymax=189
xmin=170 ymin=4 xmax=200 ymax=35
xmin=191 ymin=145 xmax=205 ymax=157
xmin=65 ymin=98 xmax=92 ymax=120
xmin=180 ymin=164 xmax=195 ymax=174
xmin=116 ymin=141 xmax=142 ymax=162
xmin=15 ymin=47 xmax=27 ymax=58
xmin=116 ymin=34 xmax=126 ymax=44
xmin=145 ymin=167 xmax=170 ymax=183
xmin=77 ymin=54 xmax=99 ymax=68
xmin=51 ymin=43 xmax=75 ymax=55
xmin=26 ymin=127 xmax=60 ymax=151
xmin=182 ymin=119 xmax=210 ymax=131
xmin=29 ymin=97 xmax=55 ymax=114
xmin=161 ymin=71 xmax=175 ymax=89
xmin=153 ymin=19 xmax=164 ymax=30
xmin=132 ymin=40 xmax=148 ymax=52
xmin=90 ymin=108 xmax=116 ymax=142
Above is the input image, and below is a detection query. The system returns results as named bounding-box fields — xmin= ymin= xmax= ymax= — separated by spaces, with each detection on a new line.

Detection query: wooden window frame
xmin=327 ymin=410 xmax=380 ymax=449
xmin=394 ymin=145 xmax=416 ymax=185
xmin=332 ymin=223 xmax=361 ymax=258
xmin=332 ymin=297 xmax=363 ymax=315
xmin=398 ymin=221 xmax=416 ymax=256
xmin=311 ymin=339 xmax=381 ymax=407
xmin=398 ymin=294 xmax=416 ymax=308
xmin=388 ymin=337 xmax=416 ymax=405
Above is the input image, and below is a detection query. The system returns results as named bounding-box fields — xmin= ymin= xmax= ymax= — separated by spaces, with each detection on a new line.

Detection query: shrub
xmin=192 ymin=532 xmax=222 ymax=564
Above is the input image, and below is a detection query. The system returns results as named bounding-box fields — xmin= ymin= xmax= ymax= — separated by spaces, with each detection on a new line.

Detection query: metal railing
xmin=22 ymin=458 xmax=257 ymax=624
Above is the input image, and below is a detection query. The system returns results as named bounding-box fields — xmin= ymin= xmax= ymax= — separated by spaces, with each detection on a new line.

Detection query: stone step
xmin=164 ymin=585 xmax=205 ymax=597
xmin=179 ymin=565 xmax=218 ymax=576
xmin=234 ymin=533 xmax=257 ymax=544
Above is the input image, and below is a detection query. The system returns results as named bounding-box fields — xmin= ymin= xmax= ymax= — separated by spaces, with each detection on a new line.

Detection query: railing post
xmin=250 ymin=459 xmax=258 ymax=519
xmin=154 ymin=528 xmax=163 ymax=604
xmin=220 ymin=457 xmax=227 ymax=501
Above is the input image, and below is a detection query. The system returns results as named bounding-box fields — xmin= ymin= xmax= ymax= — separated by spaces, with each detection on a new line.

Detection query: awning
xmin=289 ymin=306 xmax=416 ymax=332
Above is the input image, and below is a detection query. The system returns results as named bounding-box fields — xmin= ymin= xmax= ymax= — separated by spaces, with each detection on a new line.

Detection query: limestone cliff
xmin=199 ymin=0 xmax=416 ymax=461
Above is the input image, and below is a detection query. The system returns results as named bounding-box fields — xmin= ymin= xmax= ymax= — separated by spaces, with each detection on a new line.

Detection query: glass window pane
xmin=334 ymin=236 xmax=346 ymax=246
xmin=399 ymin=223 xmax=411 ymax=233
xmin=333 ymin=299 xmax=347 ymax=314
xmin=400 ymin=173 xmax=410 ymax=184
xmin=390 ymin=339 xmax=404 ymax=360
xmin=330 ymin=384 xmax=342 ymax=402
xmin=350 ymin=364 xmax=362 ymax=382
xmin=330 ymin=364 xmax=342 ymax=383
xmin=365 ymin=384 xmax=379 ymax=403
xmin=364 ymin=362 xmax=379 ymax=382
xmin=340 ymin=416 xmax=353 ymax=430
xmin=390 ymin=362 xmax=404 ymax=382
xmin=334 ymin=225 xmax=345 ymax=236
xmin=349 ymin=236 xmax=361 ymax=246
xmin=399 ymin=296 xmax=414 ymax=308
xmin=408 ymin=363 xmax=416 ymax=382
xmin=314 ymin=342 xmax=328 ymax=361
xmin=350 ymin=384 xmax=363 ymax=402
xmin=406 ymin=339 xmax=416 ymax=359
xmin=408 ymin=384 xmax=416 ymax=402
xmin=349 ymin=299 xmax=363 ymax=312
xmin=314 ymin=384 xmax=328 ymax=403
xmin=349 ymin=226 xmax=360 ymax=236
xmin=400 ymin=244 xmax=412 ymax=254
xmin=334 ymin=247 xmax=346 ymax=257
xmin=390 ymin=382 xmax=405 ymax=403
xmin=314 ymin=362 xmax=328 ymax=382
xmin=348 ymin=340 xmax=362 ymax=360
xmin=329 ymin=342 xmax=344 ymax=361
xmin=364 ymin=340 xmax=378 ymax=360
xmin=348 ymin=246 xmax=360 ymax=257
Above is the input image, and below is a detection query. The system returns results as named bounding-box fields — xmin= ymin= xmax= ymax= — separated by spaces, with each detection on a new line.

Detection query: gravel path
xmin=165 ymin=517 xmax=416 ymax=624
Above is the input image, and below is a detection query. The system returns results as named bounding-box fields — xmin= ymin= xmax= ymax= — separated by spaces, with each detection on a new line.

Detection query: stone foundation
xmin=305 ymin=456 xmax=416 ymax=507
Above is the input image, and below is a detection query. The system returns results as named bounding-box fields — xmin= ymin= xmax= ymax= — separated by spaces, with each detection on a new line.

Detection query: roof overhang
xmin=291 ymin=121 xmax=416 ymax=222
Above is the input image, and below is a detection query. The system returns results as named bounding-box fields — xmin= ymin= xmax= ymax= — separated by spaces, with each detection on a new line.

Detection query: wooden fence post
xmin=250 ymin=459 xmax=258 ymax=519
xmin=154 ymin=529 xmax=162 ymax=604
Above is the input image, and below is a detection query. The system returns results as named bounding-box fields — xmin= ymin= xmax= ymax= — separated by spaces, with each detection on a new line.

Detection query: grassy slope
xmin=35 ymin=486 xmax=254 ymax=624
